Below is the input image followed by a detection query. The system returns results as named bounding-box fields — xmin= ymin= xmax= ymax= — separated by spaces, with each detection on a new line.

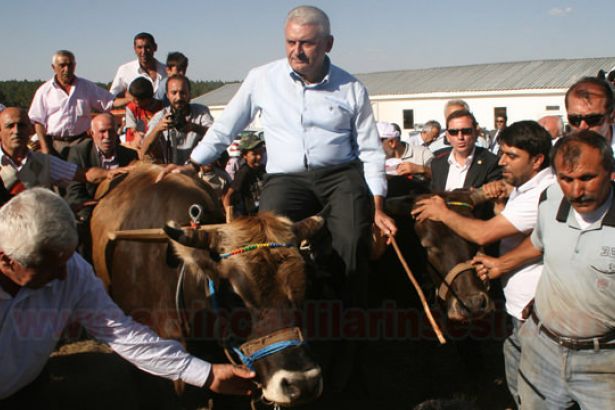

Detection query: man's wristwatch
xmin=186 ymin=159 xmax=200 ymax=173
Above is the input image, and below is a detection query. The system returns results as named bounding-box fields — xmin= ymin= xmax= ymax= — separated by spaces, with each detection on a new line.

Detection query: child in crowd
xmin=223 ymin=133 xmax=265 ymax=218
xmin=124 ymin=77 xmax=163 ymax=153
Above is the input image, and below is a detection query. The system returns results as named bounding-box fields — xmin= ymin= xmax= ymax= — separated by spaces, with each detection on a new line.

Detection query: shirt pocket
xmin=590 ymin=257 xmax=615 ymax=294
xmin=309 ymin=96 xmax=353 ymax=133
xmin=74 ymin=100 xmax=86 ymax=116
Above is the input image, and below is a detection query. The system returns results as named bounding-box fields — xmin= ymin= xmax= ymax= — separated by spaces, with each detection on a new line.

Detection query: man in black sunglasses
xmin=429 ymin=109 xmax=501 ymax=192
xmin=565 ymin=77 xmax=614 ymax=154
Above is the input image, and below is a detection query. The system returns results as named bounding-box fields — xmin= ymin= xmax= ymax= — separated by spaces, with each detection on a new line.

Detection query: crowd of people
xmin=1 ymin=4 xmax=615 ymax=409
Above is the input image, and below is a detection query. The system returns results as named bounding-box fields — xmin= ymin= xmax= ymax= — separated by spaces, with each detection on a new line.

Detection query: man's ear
xmin=0 ymin=251 xmax=14 ymax=271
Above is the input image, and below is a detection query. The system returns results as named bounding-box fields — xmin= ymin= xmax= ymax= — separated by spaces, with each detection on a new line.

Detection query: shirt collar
xmin=0 ymin=146 xmax=31 ymax=169
xmin=287 ymin=56 xmax=331 ymax=87
xmin=447 ymin=147 xmax=476 ymax=169
xmin=137 ymin=59 xmax=164 ymax=78
xmin=515 ymin=168 xmax=554 ymax=195
xmin=556 ymin=182 xmax=615 ymax=228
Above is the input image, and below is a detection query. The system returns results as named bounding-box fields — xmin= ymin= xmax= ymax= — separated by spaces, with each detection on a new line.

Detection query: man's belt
xmin=531 ymin=310 xmax=615 ymax=350
xmin=50 ymin=132 xmax=87 ymax=142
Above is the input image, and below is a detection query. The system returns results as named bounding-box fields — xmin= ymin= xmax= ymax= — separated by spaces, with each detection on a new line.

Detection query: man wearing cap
xmin=162 ymin=6 xmax=396 ymax=293
xmin=222 ymin=133 xmax=265 ymax=217
xmin=378 ymin=121 xmax=433 ymax=180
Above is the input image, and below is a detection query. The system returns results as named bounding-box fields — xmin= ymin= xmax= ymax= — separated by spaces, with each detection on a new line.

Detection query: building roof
xmin=193 ymin=57 xmax=615 ymax=106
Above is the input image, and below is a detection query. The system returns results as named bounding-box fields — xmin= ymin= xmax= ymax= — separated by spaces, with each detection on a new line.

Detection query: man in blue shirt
xmin=163 ymin=6 xmax=396 ymax=302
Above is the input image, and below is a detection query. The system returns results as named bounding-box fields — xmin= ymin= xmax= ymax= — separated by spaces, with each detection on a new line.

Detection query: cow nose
xmin=280 ymin=377 xmax=301 ymax=400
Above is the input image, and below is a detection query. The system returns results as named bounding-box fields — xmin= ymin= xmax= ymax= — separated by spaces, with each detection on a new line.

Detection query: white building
xmin=192 ymin=57 xmax=615 ymax=132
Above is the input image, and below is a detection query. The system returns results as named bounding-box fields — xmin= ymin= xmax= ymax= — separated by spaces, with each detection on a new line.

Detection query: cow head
xmin=385 ymin=189 xmax=494 ymax=322
xmin=165 ymin=212 xmax=324 ymax=407
xmin=413 ymin=190 xmax=493 ymax=322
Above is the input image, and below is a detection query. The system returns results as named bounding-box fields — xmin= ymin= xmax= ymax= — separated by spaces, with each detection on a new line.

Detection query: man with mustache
xmin=29 ymin=50 xmax=120 ymax=159
xmin=473 ymin=131 xmax=615 ymax=408
xmin=412 ymin=121 xmax=555 ymax=405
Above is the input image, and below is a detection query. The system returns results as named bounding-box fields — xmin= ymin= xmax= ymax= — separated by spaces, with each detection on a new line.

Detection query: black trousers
xmin=259 ymin=161 xmax=373 ymax=306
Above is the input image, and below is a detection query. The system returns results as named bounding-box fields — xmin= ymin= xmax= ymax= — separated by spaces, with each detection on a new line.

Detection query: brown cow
xmin=384 ymin=189 xmax=494 ymax=322
xmin=166 ymin=213 xmax=325 ymax=406
xmin=90 ymin=163 xmax=324 ymax=407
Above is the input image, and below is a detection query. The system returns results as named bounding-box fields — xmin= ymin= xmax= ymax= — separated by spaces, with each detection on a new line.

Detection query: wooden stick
xmin=108 ymin=223 xmax=229 ymax=241
xmin=389 ymin=236 xmax=446 ymax=345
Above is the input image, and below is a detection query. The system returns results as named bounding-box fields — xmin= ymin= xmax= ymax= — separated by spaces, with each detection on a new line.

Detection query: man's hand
xmin=411 ymin=195 xmax=450 ymax=222
xmin=155 ymin=163 xmax=195 ymax=183
xmin=396 ymin=162 xmax=422 ymax=176
xmin=481 ymin=180 xmax=512 ymax=200
xmin=373 ymin=195 xmax=397 ymax=240
xmin=472 ymin=253 xmax=504 ymax=281
xmin=204 ymin=364 xmax=256 ymax=396
xmin=154 ymin=114 xmax=174 ymax=133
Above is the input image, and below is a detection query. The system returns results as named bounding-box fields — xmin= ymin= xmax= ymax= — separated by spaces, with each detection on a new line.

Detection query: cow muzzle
xmin=234 ymin=327 xmax=323 ymax=406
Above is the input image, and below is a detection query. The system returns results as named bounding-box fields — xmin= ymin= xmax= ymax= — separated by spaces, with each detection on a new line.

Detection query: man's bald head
xmin=0 ymin=107 xmax=32 ymax=157
xmin=90 ymin=113 xmax=118 ymax=156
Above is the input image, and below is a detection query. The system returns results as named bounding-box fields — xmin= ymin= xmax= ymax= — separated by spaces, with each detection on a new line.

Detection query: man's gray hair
xmin=0 ymin=188 xmax=78 ymax=267
xmin=52 ymin=50 xmax=75 ymax=65
xmin=444 ymin=99 xmax=469 ymax=115
xmin=286 ymin=6 xmax=331 ymax=36
xmin=423 ymin=120 xmax=442 ymax=133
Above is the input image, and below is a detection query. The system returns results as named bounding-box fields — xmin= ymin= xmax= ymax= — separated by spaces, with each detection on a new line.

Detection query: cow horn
xmin=293 ymin=215 xmax=325 ymax=241
xmin=164 ymin=221 xmax=212 ymax=249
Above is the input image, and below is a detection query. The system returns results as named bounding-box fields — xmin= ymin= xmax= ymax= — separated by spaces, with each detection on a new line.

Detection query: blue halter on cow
xmin=90 ymin=163 xmax=324 ymax=407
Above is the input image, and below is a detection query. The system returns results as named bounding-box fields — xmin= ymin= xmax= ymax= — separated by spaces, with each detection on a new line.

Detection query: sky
xmin=2 ymin=0 xmax=614 ymax=83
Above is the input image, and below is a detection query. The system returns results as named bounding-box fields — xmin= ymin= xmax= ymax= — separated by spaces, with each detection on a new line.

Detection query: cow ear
xmin=385 ymin=195 xmax=416 ymax=217
xmin=292 ymin=215 xmax=325 ymax=241
xmin=164 ymin=221 xmax=212 ymax=249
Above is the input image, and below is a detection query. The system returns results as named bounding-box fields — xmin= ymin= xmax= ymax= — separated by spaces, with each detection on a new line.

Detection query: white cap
xmin=376 ymin=122 xmax=400 ymax=139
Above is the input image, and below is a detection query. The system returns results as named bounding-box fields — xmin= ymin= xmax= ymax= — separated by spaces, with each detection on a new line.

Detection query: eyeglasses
xmin=496 ymin=120 xmax=505 ymax=124
xmin=567 ymin=113 xmax=607 ymax=127
xmin=447 ymin=128 xmax=474 ymax=136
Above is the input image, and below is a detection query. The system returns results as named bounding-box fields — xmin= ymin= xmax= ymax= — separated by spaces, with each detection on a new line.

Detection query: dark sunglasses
xmin=567 ymin=113 xmax=606 ymax=127
xmin=447 ymin=128 xmax=474 ymax=136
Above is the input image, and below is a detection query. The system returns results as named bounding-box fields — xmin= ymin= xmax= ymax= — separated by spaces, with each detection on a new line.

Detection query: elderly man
xmin=379 ymin=121 xmax=433 ymax=179
xmin=565 ymin=76 xmax=614 ymax=152
xmin=0 ymin=108 xmax=112 ymax=206
xmin=473 ymin=131 xmax=615 ymax=408
xmin=162 ymin=6 xmax=396 ymax=286
xmin=65 ymin=113 xmax=137 ymax=220
xmin=407 ymin=120 xmax=441 ymax=148
xmin=110 ymin=32 xmax=167 ymax=98
xmin=413 ymin=121 xmax=555 ymax=405
xmin=142 ymin=75 xmax=213 ymax=165
xmin=28 ymin=50 xmax=118 ymax=158
xmin=538 ymin=115 xmax=564 ymax=144
xmin=0 ymin=188 xmax=255 ymax=403
xmin=430 ymin=109 xmax=501 ymax=192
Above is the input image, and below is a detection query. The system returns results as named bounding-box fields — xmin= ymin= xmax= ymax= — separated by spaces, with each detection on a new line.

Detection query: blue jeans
xmin=518 ymin=318 xmax=615 ymax=409
xmin=503 ymin=316 xmax=523 ymax=407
